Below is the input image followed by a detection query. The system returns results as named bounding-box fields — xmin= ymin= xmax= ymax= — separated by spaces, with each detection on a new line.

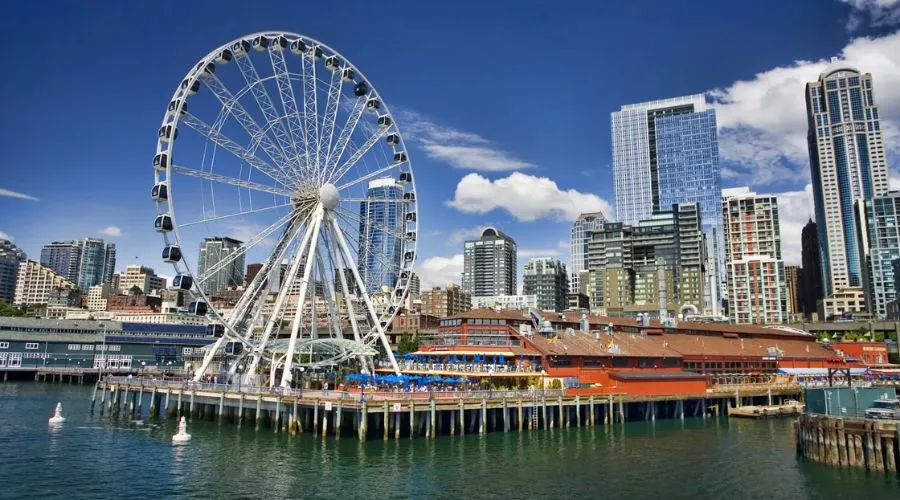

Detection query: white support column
xmin=280 ymin=207 xmax=325 ymax=387
xmin=316 ymin=252 xmax=343 ymax=338
xmin=245 ymin=212 xmax=317 ymax=377
xmin=327 ymin=214 xmax=400 ymax=374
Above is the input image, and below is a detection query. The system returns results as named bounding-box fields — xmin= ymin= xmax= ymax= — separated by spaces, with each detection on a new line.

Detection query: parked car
xmin=864 ymin=398 xmax=900 ymax=420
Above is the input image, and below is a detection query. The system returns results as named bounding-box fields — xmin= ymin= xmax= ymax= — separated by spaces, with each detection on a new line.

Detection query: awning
xmin=411 ymin=350 xmax=517 ymax=357
xmin=777 ymin=367 xmax=868 ymax=375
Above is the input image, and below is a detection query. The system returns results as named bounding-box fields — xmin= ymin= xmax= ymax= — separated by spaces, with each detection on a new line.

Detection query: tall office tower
xmin=407 ymin=272 xmax=421 ymax=295
xmin=358 ymin=177 xmax=405 ymax=294
xmin=0 ymin=239 xmax=26 ymax=304
xmin=570 ymin=212 xmax=606 ymax=294
xmin=197 ymin=237 xmax=245 ymax=295
xmin=40 ymin=241 xmax=82 ymax=284
xmin=806 ymin=60 xmax=889 ymax=297
xmin=462 ymin=227 xmax=517 ymax=297
xmin=523 ymin=257 xmax=569 ymax=312
xmin=800 ymin=219 xmax=824 ymax=317
xmin=611 ymin=95 xmax=722 ymax=313
xmin=77 ymin=238 xmax=116 ymax=291
xmin=856 ymin=192 xmax=900 ymax=318
xmin=722 ymin=188 xmax=787 ymax=324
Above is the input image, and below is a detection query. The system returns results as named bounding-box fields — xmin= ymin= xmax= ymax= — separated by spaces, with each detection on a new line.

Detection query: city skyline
xmin=2 ymin=1 xmax=900 ymax=295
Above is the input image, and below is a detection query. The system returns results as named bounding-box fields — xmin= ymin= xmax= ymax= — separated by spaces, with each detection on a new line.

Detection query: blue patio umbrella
xmin=499 ymin=355 xmax=506 ymax=363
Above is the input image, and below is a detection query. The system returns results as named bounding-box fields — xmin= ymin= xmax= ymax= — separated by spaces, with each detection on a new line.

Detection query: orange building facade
xmin=407 ymin=309 xmax=852 ymax=396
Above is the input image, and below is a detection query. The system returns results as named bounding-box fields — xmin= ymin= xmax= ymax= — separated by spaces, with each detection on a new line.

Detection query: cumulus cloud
xmin=0 ymin=231 xmax=11 ymax=241
xmin=417 ymin=254 xmax=464 ymax=289
xmin=771 ymin=184 xmax=815 ymax=265
xmin=449 ymin=225 xmax=490 ymax=245
xmin=447 ymin=172 xmax=614 ymax=222
xmin=397 ymin=109 xmax=534 ymax=172
xmin=841 ymin=0 xmax=900 ymax=31
xmin=98 ymin=226 xmax=122 ymax=237
xmin=708 ymin=30 xmax=900 ymax=185
xmin=0 ymin=188 xmax=38 ymax=201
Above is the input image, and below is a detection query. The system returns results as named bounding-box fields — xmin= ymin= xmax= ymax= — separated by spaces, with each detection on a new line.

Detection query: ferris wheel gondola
xmin=152 ymin=31 xmax=417 ymax=387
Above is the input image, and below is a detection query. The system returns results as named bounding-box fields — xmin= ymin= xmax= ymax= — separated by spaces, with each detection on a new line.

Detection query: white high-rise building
xmin=13 ymin=260 xmax=73 ymax=307
xmin=462 ymin=227 xmax=517 ymax=297
xmin=118 ymin=265 xmax=167 ymax=295
xmin=569 ymin=212 xmax=606 ymax=294
xmin=806 ymin=60 xmax=889 ymax=297
xmin=197 ymin=237 xmax=245 ymax=295
xmin=722 ymin=188 xmax=787 ymax=324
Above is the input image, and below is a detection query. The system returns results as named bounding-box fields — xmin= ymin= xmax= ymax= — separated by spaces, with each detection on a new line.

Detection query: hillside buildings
xmin=40 ymin=238 xmax=116 ymax=292
xmin=118 ymin=265 xmax=167 ymax=295
xmin=13 ymin=260 xmax=73 ymax=307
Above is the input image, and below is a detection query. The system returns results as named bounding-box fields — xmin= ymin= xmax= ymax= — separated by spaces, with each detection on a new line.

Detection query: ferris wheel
xmin=151 ymin=31 xmax=417 ymax=386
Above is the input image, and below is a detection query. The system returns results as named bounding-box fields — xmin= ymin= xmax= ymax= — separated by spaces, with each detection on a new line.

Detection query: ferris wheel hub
xmin=318 ymin=183 xmax=340 ymax=211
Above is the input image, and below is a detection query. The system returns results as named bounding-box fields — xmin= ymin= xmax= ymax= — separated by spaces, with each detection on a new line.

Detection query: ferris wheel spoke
xmin=324 ymin=94 xmax=368 ymax=179
xmin=233 ymin=53 xmax=297 ymax=171
xmin=335 ymin=158 xmax=405 ymax=191
xmin=171 ymin=165 xmax=293 ymax=197
xmin=181 ymin=112 xmax=292 ymax=187
xmin=334 ymin=205 xmax=408 ymax=241
xmin=314 ymin=252 xmax=342 ymax=338
xmin=328 ymin=125 xmax=391 ymax=186
xmin=201 ymin=74 xmax=296 ymax=183
xmin=196 ymin=211 xmax=295 ymax=286
xmin=268 ymin=47 xmax=304 ymax=167
xmin=300 ymin=52 xmax=320 ymax=181
xmin=327 ymin=213 xmax=400 ymax=374
xmin=333 ymin=210 xmax=405 ymax=287
xmin=322 ymin=228 xmax=363 ymax=343
xmin=317 ymin=67 xmax=344 ymax=184
xmin=179 ymin=203 xmax=292 ymax=227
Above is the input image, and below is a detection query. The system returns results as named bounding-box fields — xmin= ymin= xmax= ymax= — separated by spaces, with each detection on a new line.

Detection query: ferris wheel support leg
xmin=328 ymin=229 xmax=368 ymax=368
xmin=315 ymin=252 xmax=343 ymax=338
xmin=245 ymin=213 xmax=316 ymax=377
xmin=280 ymin=207 xmax=325 ymax=388
xmin=193 ymin=337 xmax=228 ymax=382
xmin=327 ymin=214 xmax=401 ymax=375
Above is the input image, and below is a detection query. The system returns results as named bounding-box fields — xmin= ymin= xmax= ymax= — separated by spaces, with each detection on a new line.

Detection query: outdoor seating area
xmin=377 ymin=353 xmax=543 ymax=375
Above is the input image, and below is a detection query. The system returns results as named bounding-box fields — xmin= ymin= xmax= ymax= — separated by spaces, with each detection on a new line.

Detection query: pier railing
xmin=102 ymin=376 xmax=565 ymax=402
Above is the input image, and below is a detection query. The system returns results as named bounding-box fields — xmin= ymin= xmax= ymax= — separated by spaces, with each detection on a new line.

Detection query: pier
xmin=94 ymin=377 xmax=802 ymax=439
xmin=796 ymin=413 xmax=900 ymax=472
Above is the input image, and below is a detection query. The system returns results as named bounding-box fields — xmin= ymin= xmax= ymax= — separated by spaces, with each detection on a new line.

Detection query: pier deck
xmin=93 ymin=377 xmax=802 ymax=440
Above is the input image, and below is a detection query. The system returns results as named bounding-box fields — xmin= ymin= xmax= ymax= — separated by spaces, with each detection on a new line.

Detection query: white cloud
xmin=0 ymin=231 xmax=10 ymax=241
xmin=708 ymin=30 xmax=900 ymax=185
xmin=417 ymin=254 xmax=464 ymax=289
xmin=397 ymin=109 xmax=534 ymax=172
xmin=0 ymin=188 xmax=38 ymax=201
xmin=98 ymin=226 xmax=122 ymax=237
xmin=841 ymin=0 xmax=900 ymax=31
xmin=772 ymin=184 xmax=815 ymax=265
xmin=449 ymin=225 xmax=490 ymax=245
xmin=447 ymin=172 xmax=614 ymax=222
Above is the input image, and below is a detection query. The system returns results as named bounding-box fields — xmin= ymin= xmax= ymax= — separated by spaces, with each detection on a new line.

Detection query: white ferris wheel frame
xmin=152 ymin=31 xmax=418 ymax=386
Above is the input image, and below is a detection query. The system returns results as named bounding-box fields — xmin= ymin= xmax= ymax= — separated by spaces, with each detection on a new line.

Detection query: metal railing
xmin=102 ymin=376 xmax=565 ymax=402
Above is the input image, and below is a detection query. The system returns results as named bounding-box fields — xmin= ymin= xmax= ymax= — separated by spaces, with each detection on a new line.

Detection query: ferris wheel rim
xmin=152 ymin=31 xmax=419 ymax=372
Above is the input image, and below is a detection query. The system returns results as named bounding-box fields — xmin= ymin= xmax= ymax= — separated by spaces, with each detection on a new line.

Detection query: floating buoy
xmin=48 ymin=402 xmax=66 ymax=424
xmin=172 ymin=416 xmax=191 ymax=444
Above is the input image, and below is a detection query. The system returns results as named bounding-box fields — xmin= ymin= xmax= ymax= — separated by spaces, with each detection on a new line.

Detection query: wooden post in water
xmin=836 ymin=419 xmax=847 ymax=467
xmin=827 ymin=420 xmax=838 ymax=466
xmin=321 ymin=403 xmax=329 ymax=438
xmin=408 ymin=402 xmax=415 ymax=438
xmin=394 ymin=407 xmax=401 ymax=440
xmin=874 ymin=426 xmax=885 ymax=472
xmin=137 ymin=386 xmax=144 ymax=416
xmin=123 ymin=387 xmax=131 ymax=416
xmin=359 ymin=401 xmax=368 ymax=441
xmin=607 ymin=395 xmax=613 ymax=425
xmin=618 ymin=397 xmax=625 ymax=423
xmin=313 ymin=400 xmax=319 ymax=433
xmin=575 ymin=396 xmax=581 ymax=427
xmin=237 ymin=395 xmax=244 ymax=427
xmin=218 ymin=394 xmax=225 ymax=425
xmin=517 ymin=399 xmax=523 ymax=433
xmin=450 ymin=406 xmax=456 ymax=436
xmin=291 ymin=400 xmax=299 ymax=434
xmin=502 ymin=398 xmax=509 ymax=432
xmin=542 ymin=398 xmax=548 ymax=430
xmin=163 ymin=389 xmax=170 ymax=417
xmin=864 ymin=423 xmax=876 ymax=470
xmin=177 ymin=390 xmax=184 ymax=418
xmin=383 ymin=401 xmax=389 ymax=441
xmin=589 ymin=396 xmax=595 ymax=427
xmin=336 ymin=403 xmax=343 ymax=438
xmin=255 ymin=396 xmax=262 ymax=431
xmin=480 ymin=399 xmax=487 ymax=435
xmin=149 ymin=388 xmax=157 ymax=417
xmin=458 ymin=401 xmax=464 ymax=436
xmin=854 ymin=433 xmax=864 ymax=468
xmin=430 ymin=400 xmax=436 ymax=439
xmin=274 ymin=398 xmax=282 ymax=433
xmin=189 ymin=391 xmax=196 ymax=419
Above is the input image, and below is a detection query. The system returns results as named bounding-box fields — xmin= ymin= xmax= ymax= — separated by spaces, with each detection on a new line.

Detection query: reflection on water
xmin=0 ymin=382 xmax=898 ymax=498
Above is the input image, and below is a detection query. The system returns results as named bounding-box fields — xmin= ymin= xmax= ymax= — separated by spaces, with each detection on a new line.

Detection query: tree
xmin=0 ymin=300 xmax=23 ymax=317
xmin=129 ymin=285 xmax=143 ymax=296
xmin=396 ymin=334 xmax=420 ymax=355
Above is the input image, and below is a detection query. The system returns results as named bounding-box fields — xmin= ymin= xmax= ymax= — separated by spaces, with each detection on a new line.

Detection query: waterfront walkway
xmin=94 ymin=376 xmax=804 ymax=440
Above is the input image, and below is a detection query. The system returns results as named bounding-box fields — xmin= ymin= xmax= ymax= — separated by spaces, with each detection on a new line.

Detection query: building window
xmin=82 ymin=344 xmax=94 ymax=351
xmin=183 ymin=348 xmax=193 ymax=355
xmin=25 ymin=343 xmax=39 ymax=350
xmin=68 ymin=344 xmax=81 ymax=351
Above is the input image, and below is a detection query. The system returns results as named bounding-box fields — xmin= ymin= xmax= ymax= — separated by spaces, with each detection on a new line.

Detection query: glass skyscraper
xmin=611 ymin=95 xmax=722 ymax=314
xmin=197 ymin=237 xmax=245 ymax=295
xmin=806 ymin=60 xmax=889 ymax=297
xmin=0 ymin=239 xmax=26 ymax=304
xmin=40 ymin=238 xmax=116 ymax=291
xmin=358 ymin=177 xmax=405 ymax=294
xmin=569 ymin=212 xmax=606 ymax=294
xmin=856 ymin=192 xmax=900 ymax=318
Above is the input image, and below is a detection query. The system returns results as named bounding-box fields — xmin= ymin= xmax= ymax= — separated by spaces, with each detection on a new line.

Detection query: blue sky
xmin=3 ymin=0 xmax=900 ymax=289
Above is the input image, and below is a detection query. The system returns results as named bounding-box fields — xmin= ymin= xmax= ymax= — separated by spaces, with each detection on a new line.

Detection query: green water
xmin=1 ymin=382 xmax=897 ymax=499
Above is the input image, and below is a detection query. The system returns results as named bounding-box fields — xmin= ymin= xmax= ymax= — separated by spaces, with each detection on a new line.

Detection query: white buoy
xmin=172 ymin=416 xmax=191 ymax=444
xmin=48 ymin=402 xmax=66 ymax=424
